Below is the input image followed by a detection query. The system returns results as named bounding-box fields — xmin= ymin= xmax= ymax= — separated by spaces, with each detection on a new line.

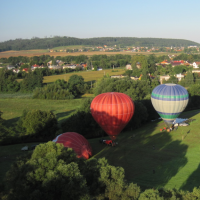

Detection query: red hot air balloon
xmin=90 ymin=92 xmax=135 ymax=140
xmin=53 ymin=132 xmax=92 ymax=159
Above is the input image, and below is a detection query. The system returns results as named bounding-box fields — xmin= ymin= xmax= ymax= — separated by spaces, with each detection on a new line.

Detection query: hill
xmin=0 ymin=36 xmax=199 ymax=52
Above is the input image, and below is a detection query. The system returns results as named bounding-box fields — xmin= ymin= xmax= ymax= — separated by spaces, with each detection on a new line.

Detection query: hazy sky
xmin=1 ymin=0 xmax=200 ymax=43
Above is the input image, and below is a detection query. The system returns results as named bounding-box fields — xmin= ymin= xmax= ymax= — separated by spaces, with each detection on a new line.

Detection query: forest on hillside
xmin=0 ymin=36 xmax=199 ymax=52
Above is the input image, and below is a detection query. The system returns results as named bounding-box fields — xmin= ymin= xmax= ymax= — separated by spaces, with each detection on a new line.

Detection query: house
xmin=62 ymin=64 xmax=77 ymax=70
xmin=125 ymin=64 xmax=132 ymax=70
xmin=192 ymin=62 xmax=200 ymax=68
xmin=31 ymin=64 xmax=40 ymax=71
xmin=22 ymin=68 xmax=29 ymax=73
xmin=171 ymin=60 xmax=184 ymax=67
xmin=192 ymin=70 xmax=200 ymax=73
xmin=160 ymin=75 xmax=170 ymax=84
xmin=175 ymin=73 xmax=184 ymax=81
xmin=47 ymin=61 xmax=52 ymax=66
xmin=80 ymin=63 xmax=87 ymax=69
xmin=13 ymin=68 xmax=20 ymax=73
xmin=48 ymin=65 xmax=62 ymax=70
xmin=111 ymin=75 xmax=127 ymax=79
xmin=160 ymin=60 xmax=170 ymax=65
xmin=56 ymin=60 xmax=64 ymax=65
xmin=136 ymin=62 xmax=141 ymax=69
xmin=130 ymin=76 xmax=139 ymax=81
xmin=7 ymin=65 xmax=15 ymax=70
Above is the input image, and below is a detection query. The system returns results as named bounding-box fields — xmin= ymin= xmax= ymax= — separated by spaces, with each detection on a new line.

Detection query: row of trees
xmin=0 ymin=69 xmax=43 ymax=93
xmin=33 ymin=76 xmax=89 ymax=99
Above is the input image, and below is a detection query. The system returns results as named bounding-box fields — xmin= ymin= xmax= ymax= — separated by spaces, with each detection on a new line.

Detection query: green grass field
xmin=89 ymin=110 xmax=200 ymax=191
xmin=0 ymin=98 xmax=83 ymax=127
xmin=1 ymin=95 xmax=200 ymax=192
xmin=43 ymin=68 xmax=125 ymax=83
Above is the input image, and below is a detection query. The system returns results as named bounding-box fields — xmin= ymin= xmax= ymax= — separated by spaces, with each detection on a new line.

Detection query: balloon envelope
xmin=90 ymin=92 xmax=135 ymax=140
xmin=151 ymin=83 xmax=189 ymax=126
xmin=53 ymin=132 xmax=92 ymax=159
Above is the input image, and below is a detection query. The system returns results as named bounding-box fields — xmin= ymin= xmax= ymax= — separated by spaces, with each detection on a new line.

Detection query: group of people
xmin=160 ymin=124 xmax=177 ymax=132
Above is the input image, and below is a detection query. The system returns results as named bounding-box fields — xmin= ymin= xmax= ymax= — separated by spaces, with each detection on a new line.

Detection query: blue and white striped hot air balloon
xmin=151 ymin=83 xmax=189 ymax=126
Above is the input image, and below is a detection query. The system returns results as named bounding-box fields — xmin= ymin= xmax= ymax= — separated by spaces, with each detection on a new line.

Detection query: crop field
xmin=0 ymin=49 xmax=180 ymax=58
xmin=43 ymin=68 xmax=125 ymax=83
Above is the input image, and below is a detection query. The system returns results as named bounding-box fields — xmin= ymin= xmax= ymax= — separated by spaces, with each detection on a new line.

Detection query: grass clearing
xmin=43 ymin=68 xmax=125 ymax=83
xmin=0 ymin=98 xmax=82 ymax=126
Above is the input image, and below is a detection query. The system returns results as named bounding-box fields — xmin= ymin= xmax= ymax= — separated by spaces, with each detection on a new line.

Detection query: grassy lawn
xmin=89 ymin=110 xmax=200 ymax=191
xmin=43 ymin=68 xmax=125 ymax=83
xmin=1 ymin=96 xmax=200 ymax=192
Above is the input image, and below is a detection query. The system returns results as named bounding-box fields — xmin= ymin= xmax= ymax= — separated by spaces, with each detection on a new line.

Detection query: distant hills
xmin=0 ymin=36 xmax=199 ymax=52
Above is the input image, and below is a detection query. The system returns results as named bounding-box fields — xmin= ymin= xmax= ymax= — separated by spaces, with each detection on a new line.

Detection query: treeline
xmin=0 ymin=67 xmax=90 ymax=99
xmin=0 ymin=54 xmax=131 ymax=69
xmin=0 ymin=69 xmax=43 ymax=93
xmin=0 ymin=36 xmax=199 ymax=51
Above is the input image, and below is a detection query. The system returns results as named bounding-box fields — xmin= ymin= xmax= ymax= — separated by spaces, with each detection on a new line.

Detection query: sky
xmin=1 ymin=0 xmax=200 ymax=44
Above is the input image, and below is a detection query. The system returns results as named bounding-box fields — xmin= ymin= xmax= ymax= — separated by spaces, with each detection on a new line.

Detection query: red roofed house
xmin=31 ymin=64 xmax=40 ymax=71
xmin=22 ymin=68 xmax=29 ymax=73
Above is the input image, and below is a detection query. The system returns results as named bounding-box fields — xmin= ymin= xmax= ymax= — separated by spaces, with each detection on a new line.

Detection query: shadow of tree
xmin=3 ymin=117 xmax=20 ymax=128
xmin=180 ymin=163 xmax=200 ymax=192
xmin=53 ymin=109 xmax=76 ymax=125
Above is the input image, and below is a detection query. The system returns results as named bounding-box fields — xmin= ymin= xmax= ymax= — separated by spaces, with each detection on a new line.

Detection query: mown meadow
xmin=0 ymin=98 xmax=200 ymax=192
xmin=42 ymin=68 xmax=125 ymax=83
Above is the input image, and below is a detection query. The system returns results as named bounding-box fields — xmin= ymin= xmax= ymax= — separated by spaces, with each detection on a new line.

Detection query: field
xmin=0 ymin=95 xmax=200 ymax=192
xmin=0 ymin=49 xmax=180 ymax=58
xmin=43 ymin=68 xmax=125 ymax=83
xmin=0 ymin=98 xmax=83 ymax=127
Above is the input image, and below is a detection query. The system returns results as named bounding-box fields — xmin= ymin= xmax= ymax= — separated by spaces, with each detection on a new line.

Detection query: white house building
xmin=192 ymin=62 xmax=200 ymax=68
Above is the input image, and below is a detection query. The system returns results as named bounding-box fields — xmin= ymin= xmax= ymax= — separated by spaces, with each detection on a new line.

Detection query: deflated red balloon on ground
xmin=53 ymin=132 xmax=92 ymax=159
xmin=90 ymin=92 xmax=135 ymax=140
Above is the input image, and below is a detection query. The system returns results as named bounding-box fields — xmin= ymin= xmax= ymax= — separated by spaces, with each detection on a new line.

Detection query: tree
xmin=4 ymin=142 xmax=89 ymax=200
xmin=20 ymin=71 xmax=43 ymax=92
xmin=68 ymin=75 xmax=85 ymax=97
xmin=139 ymin=189 xmax=164 ymax=200
xmin=184 ymin=70 xmax=194 ymax=86
xmin=16 ymin=110 xmax=58 ymax=140
xmin=173 ymin=65 xmax=186 ymax=74
xmin=0 ymin=69 xmax=20 ymax=93
xmin=86 ymin=60 xmax=91 ymax=70
xmin=131 ymin=55 xmax=148 ymax=70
